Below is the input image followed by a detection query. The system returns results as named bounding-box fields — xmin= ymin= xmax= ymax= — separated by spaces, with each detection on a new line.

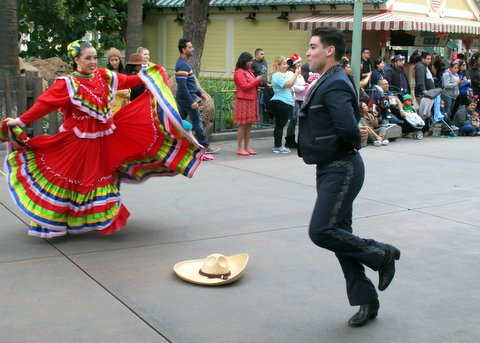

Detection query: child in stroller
xmin=397 ymin=94 xmax=425 ymax=139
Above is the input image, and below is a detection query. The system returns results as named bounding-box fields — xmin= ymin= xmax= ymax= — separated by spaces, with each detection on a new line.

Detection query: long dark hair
xmin=236 ymin=52 xmax=253 ymax=70
xmin=106 ymin=60 xmax=125 ymax=73
xmin=374 ymin=57 xmax=384 ymax=70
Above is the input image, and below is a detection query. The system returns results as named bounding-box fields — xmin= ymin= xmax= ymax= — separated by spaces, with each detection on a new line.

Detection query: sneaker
xmin=373 ymin=140 xmax=382 ymax=147
xmin=273 ymin=146 xmax=291 ymax=154
xmin=205 ymin=146 xmax=221 ymax=154
xmin=381 ymin=139 xmax=389 ymax=146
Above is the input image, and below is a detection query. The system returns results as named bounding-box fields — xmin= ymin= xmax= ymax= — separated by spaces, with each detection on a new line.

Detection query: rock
xmin=24 ymin=57 xmax=69 ymax=90
xmin=29 ymin=57 xmax=69 ymax=80
xmin=168 ymin=75 xmax=215 ymax=139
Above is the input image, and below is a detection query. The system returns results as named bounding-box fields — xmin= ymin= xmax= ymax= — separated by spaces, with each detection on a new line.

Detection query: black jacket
xmin=298 ymin=68 xmax=361 ymax=165
xmin=385 ymin=66 xmax=410 ymax=95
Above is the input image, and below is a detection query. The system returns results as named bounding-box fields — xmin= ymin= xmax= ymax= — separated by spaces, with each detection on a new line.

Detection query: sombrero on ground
xmin=173 ymin=253 xmax=249 ymax=286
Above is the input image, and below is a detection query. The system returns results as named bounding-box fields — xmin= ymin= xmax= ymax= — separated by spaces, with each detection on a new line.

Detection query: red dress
xmin=233 ymin=68 xmax=260 ymax=125
xmin=1 ymin=66 xmax=204 ymax=238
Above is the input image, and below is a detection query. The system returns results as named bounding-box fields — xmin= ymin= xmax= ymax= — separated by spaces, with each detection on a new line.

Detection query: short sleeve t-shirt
xmin=271 ymin=72 xmax=293 ymax=105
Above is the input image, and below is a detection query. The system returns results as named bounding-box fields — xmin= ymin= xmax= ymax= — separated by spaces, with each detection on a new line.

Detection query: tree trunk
xmin=0 ymin=0 xmax=20 ymax=92
xmin=126 ymin=0 xmax=144 ymax=58
xmin=183 ymin=0 xmax=209 ymax=76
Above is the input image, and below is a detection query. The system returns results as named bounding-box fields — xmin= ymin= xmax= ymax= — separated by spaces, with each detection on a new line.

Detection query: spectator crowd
xmin=77 ymin=42 xmax=480 ymax=155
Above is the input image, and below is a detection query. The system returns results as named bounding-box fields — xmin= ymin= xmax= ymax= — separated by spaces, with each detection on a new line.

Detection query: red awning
xmin=289 ymin=12 xmax=480 ymax=35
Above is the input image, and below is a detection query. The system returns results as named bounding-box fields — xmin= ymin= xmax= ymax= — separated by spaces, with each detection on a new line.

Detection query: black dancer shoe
xmin=378 ymin=244 xmax=401 ymax=291
xmin=348 ymin=299 xmax=380 ymax=327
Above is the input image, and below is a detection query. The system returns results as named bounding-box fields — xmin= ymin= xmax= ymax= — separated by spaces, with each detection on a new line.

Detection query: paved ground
xmin=1 ymin=134 xmax=479 ymax=343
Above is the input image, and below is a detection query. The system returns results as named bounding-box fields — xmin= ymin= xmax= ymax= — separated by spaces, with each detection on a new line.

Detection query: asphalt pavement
xmin=1 ymin=134 xmax=479 ymax=343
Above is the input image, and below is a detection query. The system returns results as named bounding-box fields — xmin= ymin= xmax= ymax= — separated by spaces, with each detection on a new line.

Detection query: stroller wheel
xmin=413 ymin=130 xmax=424 ymax=140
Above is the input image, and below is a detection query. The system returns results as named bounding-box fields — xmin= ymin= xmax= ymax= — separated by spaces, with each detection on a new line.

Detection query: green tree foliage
xmin=19 ymin=0 xmax=128 ymax=59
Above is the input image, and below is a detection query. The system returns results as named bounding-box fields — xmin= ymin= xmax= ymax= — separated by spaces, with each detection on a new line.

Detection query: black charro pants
xmin=309 ymin=152 xmax=386 ymax=306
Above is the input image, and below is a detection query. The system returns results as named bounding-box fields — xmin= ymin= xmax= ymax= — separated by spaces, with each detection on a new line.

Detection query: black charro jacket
xmin=298 ymin=67 xmax=361 ymax=165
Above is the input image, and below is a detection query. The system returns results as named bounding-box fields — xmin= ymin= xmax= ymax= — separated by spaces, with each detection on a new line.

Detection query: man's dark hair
xmin=254 ymin=48 xmax=264 ymax=55
xmin=236 ymin=52 xmax=253 ymax=70
xmin=465 ymin=97 xmax=476 ymax=107
xmin=312 ymin=27 xmax=345 ymax=62
xmin=421 ymin=51 xmax=431 ymax=60
xmin=361 ymin=48 xmax=370 ymax=54
xmin=178 ymin=38 xmax=190 ymax=54
xmin=374 ymin=57 xmax=383 ymax=69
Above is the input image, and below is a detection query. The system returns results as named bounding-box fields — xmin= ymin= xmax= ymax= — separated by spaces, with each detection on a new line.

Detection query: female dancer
xmin=1 ymin=40 xmax=204 ymax=238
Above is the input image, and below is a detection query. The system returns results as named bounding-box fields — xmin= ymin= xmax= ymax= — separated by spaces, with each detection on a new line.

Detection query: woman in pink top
xmin=233 ymin=52 xmax=262 ymax=156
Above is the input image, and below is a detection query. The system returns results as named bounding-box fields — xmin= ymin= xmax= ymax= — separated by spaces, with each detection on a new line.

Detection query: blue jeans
xmin=459 ymin=123 xmax=477 ymax=135
xmin=309 ymin=153 xmax=386 ymax=305
xmin=441 ymin=94 xmax=454 ymax=116
xmin=176 ymin=100 xmax=209 ymax=148
xmin=287 ymin=100 xmax=302 ymax=136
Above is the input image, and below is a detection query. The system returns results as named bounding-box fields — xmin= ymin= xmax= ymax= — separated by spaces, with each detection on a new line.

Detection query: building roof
xmin=290 ymin=12 xmax=480 ymax=35
xmin=152 ymin=0 xmax=385 ymax=8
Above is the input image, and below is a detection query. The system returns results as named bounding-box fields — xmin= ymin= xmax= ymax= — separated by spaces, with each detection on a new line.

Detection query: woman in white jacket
xmin=285 ymin=58 xmax=306 ymax=148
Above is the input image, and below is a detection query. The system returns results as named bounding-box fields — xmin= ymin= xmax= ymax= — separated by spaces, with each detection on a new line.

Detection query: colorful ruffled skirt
xmin=1 ymin=66 xmax=204 ymax=238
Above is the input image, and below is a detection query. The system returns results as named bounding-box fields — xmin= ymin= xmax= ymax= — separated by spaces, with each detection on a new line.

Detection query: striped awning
xmin=289 ymin=12 xmax=480 ymax=35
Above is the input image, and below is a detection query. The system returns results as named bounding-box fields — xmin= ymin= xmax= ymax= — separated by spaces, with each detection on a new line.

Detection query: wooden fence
xmin=0 ymin=71 xmax=60 ymax=136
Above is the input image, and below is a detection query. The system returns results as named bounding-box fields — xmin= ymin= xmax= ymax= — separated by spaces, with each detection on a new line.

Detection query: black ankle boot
xmin=348 ymin=299 xmax=380 ymax=327
xmin=378 ymin=244 xmax=401 ymax=291
xmin=285 ymin=135 xmax=297 ymax=148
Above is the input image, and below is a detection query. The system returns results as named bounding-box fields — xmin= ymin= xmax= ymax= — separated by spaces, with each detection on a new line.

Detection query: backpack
xmin=262 ymin=85 xmax=274 ymax=118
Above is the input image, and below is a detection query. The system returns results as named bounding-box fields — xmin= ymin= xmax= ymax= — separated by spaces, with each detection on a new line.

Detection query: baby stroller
xmin=418 ymin=88 xmax=458 ymax=138
xmin=404 ymin=112 xmax=425 ymax=139
xmin=395 ymin=93 xmax=426 ymax=139
xmin=364 ymin=85 xmax=403 ymax=140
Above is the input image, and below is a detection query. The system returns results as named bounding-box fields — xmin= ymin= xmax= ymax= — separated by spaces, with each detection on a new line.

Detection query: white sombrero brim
xmin=173 ymin=253 xmax=249 ymax=286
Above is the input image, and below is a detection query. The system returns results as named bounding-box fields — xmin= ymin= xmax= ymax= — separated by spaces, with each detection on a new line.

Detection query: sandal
xmin=202 ymin=154 xmax=215 ymax=161
xmin=237 ymin=150 xmax=249 ymax=156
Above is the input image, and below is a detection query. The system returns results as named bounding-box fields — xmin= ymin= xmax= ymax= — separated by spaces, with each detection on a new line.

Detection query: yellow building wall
xmin=161 ymin=20 xmax=227 ymax=75
xmin=395 ymin=0 xmax=472 ymax=11
xmin=234 ymin=19 xmax=310 ymax=76
xmin=202 ymin=20 xmax=227 ymax=74
xmin=143 ymin=1 xmax=477 ymax=78
xmin=143 ymin=17 xmax=159 ymax=64
xmin=164 ymin=21 xmax=184 ymax=71
xmin=446 ymin=0 xmax=471 ymax=11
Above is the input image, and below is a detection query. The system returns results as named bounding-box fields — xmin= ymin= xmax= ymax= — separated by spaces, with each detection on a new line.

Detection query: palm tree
xmin=0 ymin=0 xmax=20 ymax=94
xmin=183 ymin=0 xmax=209 ymax=76
xmin=126 ymin=0 xmax=144 ymax=58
